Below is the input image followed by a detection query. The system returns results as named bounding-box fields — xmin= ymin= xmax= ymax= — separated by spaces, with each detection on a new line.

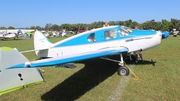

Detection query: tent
xmin=23 ymin=32 xmax=34 ymax=39
xmin=25 ymin=32 xmax=32 ymax=36
xmin=0 ymin=47 xmax=44 ymax=95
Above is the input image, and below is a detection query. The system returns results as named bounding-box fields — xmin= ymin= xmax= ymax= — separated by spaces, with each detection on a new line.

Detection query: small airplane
xmin=0 ymin=29 xmax=35 ymax=40
xmin=6 ymin=25 xmax=169 ymax=76
xmin=0 ymin=32 xmax=18 ymax=40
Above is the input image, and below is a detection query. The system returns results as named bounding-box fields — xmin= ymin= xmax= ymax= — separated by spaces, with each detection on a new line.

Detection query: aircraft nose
xmin=161 ymin=31 xmax=170 ymax=39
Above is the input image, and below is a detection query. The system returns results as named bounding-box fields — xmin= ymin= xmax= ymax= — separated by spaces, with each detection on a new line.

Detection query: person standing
xmin=134 ymin=50 xmax=143 ymax=63
xmin=134 ymin=26 xmax=143 ymax=63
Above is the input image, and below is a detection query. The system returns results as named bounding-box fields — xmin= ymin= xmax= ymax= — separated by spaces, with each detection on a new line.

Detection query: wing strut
xmin=100 ymin=53 xmax=124 ymax=66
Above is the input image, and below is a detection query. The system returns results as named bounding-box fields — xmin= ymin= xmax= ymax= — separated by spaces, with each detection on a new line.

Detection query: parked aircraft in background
xmin=0 ymin=32 xmax=18 ymax=40
xmin=7 ymin=25 xmax=169 ymax=76
xmin=0 ymin=29 xmax=35 ymax=40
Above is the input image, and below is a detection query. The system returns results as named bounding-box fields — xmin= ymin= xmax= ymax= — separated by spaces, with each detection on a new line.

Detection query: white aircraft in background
xmin=61 ymin=30 xmax=67 ymax=36
xmin=7 ymin=25 xmax=169 ymax=76
xmin=0 ymin=29 xmax=35 ymax=40
xmin=0 ymin=32 xmax=18 ymax=40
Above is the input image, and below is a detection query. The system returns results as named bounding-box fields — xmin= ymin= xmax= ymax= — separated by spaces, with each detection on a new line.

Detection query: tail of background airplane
xmin=34 ymin=31 xmax=53 ymax=57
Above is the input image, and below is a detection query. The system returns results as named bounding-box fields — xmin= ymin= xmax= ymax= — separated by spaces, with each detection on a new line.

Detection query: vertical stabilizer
xmin=34 ymin=31 xmax=53 ymax=57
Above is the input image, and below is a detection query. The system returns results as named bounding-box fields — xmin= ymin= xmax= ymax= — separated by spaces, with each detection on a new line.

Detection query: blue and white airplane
xmin=7 ymin=25 xmax=169 ymax=76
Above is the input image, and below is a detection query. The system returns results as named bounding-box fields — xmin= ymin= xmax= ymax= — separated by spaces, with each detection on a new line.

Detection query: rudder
xmin=34 ymin=31 xmax=53 ymax=57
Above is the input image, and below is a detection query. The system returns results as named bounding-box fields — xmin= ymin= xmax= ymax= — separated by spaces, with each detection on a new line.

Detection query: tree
xmin=30 ymin=26 xmax=36 ymax=30
xmin=123 ymin=19 xmax=132 ymax=27
xmin=0 ymin=26 xmax=6 ymax=29
xmin=161 ymin=19 xmax=170 ymax=31
xmin=129 ymin=21 xmax=139 ymax=29
xmin=45 ymin=23 xmax=52 ymax=31
xmin=18 ymin=18 xmax=180 ymax=32
xmin=26 ymin=27 xmax=30 ymax=29
xmin=109 ymin=21 xmax=116 ymax=25
xmin=60 ymin=24 xmax=72 ymax=30
xmin=35 ymin=26 xmax=42 ymax=30
xmin=170 ymin=18 xmax=180 ymax=30
xmin=141 ymin=19 xmax=156 ymax=29
xmin=152 ymin=21 xmax=161 ymax=30
xmin=8 ymin=26 xmax=15 ymax=29
xmin=51 ymin=24 xmax=60 ymax=31
xmin=115 ymin=21 xmax=124 ymax=26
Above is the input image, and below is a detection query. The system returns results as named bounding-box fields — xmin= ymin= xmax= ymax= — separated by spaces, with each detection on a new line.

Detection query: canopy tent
xmin=25 ymin=32 xmax=33 ymax=36
xmin=22 ymin=32 xmax=34 ymax=39
xmin=0 ymin=47 xmax=44 ymax=95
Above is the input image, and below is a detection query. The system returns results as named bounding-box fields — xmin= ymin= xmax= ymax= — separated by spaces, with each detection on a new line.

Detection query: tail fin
xmin=34 ymin=31 xmax=53 ymax=57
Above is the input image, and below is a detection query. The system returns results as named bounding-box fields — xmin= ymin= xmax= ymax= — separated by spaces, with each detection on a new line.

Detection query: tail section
xmin=34 ymin=31 xmax=53 ymax=57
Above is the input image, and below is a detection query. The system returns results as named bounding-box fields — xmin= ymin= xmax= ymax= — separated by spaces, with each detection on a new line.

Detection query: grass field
xmin=0 ymin=35 xmax=180 ymax=101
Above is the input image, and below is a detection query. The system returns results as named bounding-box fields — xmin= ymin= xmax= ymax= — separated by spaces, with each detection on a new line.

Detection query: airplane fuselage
xmin=35 ymin=26 xmax=163 ymax=58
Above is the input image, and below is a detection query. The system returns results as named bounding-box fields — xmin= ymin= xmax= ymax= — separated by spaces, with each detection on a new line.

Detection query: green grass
xmin=121 ymin=36 xmax=180 ymax=101
xmin=0 ymin=35 xmax=180 ymax=101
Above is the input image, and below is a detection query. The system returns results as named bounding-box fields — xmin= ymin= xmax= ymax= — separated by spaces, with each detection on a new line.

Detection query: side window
xmin=87 ymin=33 xmax=96 ymax=42
xmin=104 ymin=30 xmax=117 ymax=40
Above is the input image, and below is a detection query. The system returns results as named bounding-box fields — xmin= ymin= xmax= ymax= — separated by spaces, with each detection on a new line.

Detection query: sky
xmin=0 ymin=0 xmax=179 ymax=28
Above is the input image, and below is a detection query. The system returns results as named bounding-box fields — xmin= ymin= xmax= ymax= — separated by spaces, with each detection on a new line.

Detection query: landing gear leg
xmin=117 ymin=54 xmax=130 ymax=76
xmin=100 ymin=54 xmax=130 ymax=76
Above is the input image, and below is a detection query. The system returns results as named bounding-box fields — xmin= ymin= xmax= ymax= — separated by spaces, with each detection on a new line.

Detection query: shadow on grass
xmin=121 ymin=54 xmax=156 ymax=66
xmin=41 ymin=55 xmax=156 ymax=101
xmin=0 ymin=38 xmax=22 ymax=41
xmin=41 ymin=58 xmax=118 ymax=101
xmin=125 ymin=59 xmax=156 ymax=66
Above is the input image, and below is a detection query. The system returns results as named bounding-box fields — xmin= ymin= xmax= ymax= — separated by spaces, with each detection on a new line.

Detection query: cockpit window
xmin=120 ymin=26 xmax=133 ymax=36
xmin=104 ymin=30 xmax=117 ymax=40
xmin=87 ymin=33 xmax=96 ymax=42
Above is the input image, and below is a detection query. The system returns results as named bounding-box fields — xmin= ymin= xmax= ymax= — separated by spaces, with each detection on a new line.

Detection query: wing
xmin=7 ymin=46 xmax=128 ymax=69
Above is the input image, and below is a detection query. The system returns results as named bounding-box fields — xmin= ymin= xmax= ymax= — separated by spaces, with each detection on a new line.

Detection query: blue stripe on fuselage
xmin=54 ymin=27 xmax=157 ymax=47
xmin=132 ymin=30 xmax=156 ymax=35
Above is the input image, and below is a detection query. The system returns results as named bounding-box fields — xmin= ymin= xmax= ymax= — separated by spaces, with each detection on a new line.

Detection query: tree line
xmin=0 ymin=18 xmax=180 ymax=31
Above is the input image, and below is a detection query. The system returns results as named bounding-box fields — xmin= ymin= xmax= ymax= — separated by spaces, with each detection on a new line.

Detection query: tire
xmin=117 ymin=66 xmax=129 ymax=76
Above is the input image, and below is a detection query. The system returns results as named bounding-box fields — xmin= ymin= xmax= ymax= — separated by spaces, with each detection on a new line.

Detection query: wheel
xmin=117 ymin=66 xmax=129 ymax=76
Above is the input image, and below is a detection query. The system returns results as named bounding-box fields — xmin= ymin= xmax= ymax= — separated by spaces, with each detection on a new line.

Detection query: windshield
xmin=120 ymin=26 xmax=133 ymax=36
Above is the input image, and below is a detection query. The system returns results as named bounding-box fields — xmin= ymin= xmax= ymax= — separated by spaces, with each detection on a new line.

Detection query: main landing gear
xmin=101 ymin=54 xmax=130 ymax=76
xmin=117 ymin=66 xmax=129 ymax=76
